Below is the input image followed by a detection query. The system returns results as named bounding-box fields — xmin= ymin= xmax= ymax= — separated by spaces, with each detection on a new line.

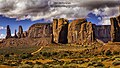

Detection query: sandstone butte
xmin=0 ymin=15 xmax=120 ymax=47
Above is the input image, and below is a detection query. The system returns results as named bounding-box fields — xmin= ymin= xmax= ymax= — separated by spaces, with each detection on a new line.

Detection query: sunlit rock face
xmin=110 ymin=15 xmax=120 ymax=42
xmin=28 ymin=23 xmax=52 ymax=38
xmin=52 ymin=18 xmax=69 ymax=44
xmin=68 ymin=18 xmax=96 ymax=45
xmin=95 ymin=25 xmax=111 ymax=43
xmin=18 ymin=25 xmax=24 ymax=38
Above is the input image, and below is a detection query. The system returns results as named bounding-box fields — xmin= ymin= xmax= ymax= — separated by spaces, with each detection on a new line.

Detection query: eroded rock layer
xmin=110 ymin=15 xmax=120 ymax=42
xmin=95 ymin=25 xmax=111 ymax=43
xmin=18 ymin=26 xmax=24 ymax=38
xmin=68 ymin=18 xmax=95 ymax=45
xmin=52 ymin=18 xmax=69 ymax=44
xmin=28 ymin=23 xmax=52 ymax=38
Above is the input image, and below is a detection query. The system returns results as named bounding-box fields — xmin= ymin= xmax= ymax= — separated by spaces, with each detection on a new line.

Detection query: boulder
xmin=52 ymin=18 xmax=69 ymax=44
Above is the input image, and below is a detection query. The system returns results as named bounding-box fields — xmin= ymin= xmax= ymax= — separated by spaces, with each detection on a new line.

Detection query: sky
xmin=0 ymin=0 xmax=120 ymax=38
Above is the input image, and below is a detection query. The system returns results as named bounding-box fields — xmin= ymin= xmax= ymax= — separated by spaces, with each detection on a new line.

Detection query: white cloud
xmin=0 ymin=34 xmax=6 ymax=39
xmin=0 ymin=26 xmax=6 ymax=30
xmin=91 ymin=6 xmax=119 ymax=25
xmin=0 ymin=0 xmax=119 ymax=25
xmin=11 ymin=34 xmax=15 ymax=36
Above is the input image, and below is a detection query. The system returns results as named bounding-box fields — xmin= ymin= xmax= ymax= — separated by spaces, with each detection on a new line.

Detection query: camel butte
xmin=0 ymin=15 xmax=120 ymax=68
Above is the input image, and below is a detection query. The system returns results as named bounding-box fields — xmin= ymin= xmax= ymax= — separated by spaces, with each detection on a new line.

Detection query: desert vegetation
xmin=0 ymin=43 xmax=120 ymax=68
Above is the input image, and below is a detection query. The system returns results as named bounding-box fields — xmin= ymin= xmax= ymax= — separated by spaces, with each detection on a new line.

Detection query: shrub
xmin=105 ymin=50 xmax=112 ymax=56
xmin=101 ymin=57 xmax=109 ymax=61
xmin=20 ymin=53 xmax=33 ymax=59
xmin=11 ymin=53 xmax=14 ymax=55
xmin=10 ymin=62 xmax=18 ymax=66
xmin=4 ymin=54 xmax=10 ymax=57
xmin=112 ymin=61 xmax=120 ymax=66
xmin=71 ymin=60 xmax=84 ymax=64
xmin=113 ymin=51 xmax=119 ymax=55
xmin=88 ymin=61 xmax=104 ymax=67
xmin=42 ymin=52 xmax=51 ymax=58
xmin=25 ymin=62 xmax=33 ymax=65
xmin=94 ymin=62 xmax=104 ymax=67
xmin=100 ymin=50 xmax=105 ymax=55
xmin=36 ymin=61 xmax=42 ymax=65
xmin=52 ymin=52 xmax=58 ymax=56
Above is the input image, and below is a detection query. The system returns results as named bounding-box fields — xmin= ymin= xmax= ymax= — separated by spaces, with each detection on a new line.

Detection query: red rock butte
xmin=4 ymin=15 xmax=120 ymax=45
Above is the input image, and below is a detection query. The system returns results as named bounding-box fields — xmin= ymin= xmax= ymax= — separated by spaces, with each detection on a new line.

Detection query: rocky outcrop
xmin=14 ymin=29 xmax=18 ymax=38
xmin=68 ymin=19 xmax=95 ymax=45
xmin=6 ymin=25 xmax=11 ymax=39
xmin=79 ymin=22 xmax=95 ymax=45
xmin=52 ymin=18 xmax=69 ymax=44
xmin=18 ymin=26 xmax=24 ymax=38
xmin=28 ymin=23 xmax=52 ymax=38
xmin=110 ymin=15 xmax=120 ymax=42
xmin=23 ymin=31 xmax=28 ymax=37
xmin=95 ymin=25 xmax=111 ymax=43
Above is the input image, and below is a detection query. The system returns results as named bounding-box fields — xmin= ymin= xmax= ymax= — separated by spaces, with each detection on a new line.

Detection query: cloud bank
xmin=0 ymin=0 xmax=119 ymax=25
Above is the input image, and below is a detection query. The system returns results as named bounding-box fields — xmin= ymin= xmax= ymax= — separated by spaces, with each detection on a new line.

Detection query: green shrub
xmin=52 ymin=52 xmax=58 ymax=56
xmin=4 ymin=54 xmax=10 ymax=57
xmin=101 ymin=57 xmax=109 ymax=61
xmin=113 ymin=51 xmax=119 ymax=55
xmin=88 ymin=61 xmax=104 ymax=67
xmin=42 ymin=52 xmax=51 ymax=58
xmin=100 ymin=50 xmax=105 ymax=55
xmin=36 ymin=61 xmax=42 ymax=65
xmin=71 ymin=60 xmax=84 ymax=64
xmin=112 ymin=61 xmax=120 ymax=66
xmin=105 ymin=50 xmax=112 ymax=56
xmin=94 ymin=62 xmax=104 ymax=67
xmin=25 ymin=62 xmax=33 ymax=65
xmin=20 ymin=53 xmax=33 ymax=59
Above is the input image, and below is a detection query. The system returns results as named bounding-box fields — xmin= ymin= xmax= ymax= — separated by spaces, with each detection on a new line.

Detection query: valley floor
xmin=0 ymin=43 xmax=120 ymax=68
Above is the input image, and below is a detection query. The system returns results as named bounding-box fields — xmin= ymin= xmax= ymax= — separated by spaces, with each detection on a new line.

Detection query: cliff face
xmin=95 ymin=25 xmax=111 ymax=43
xmin=28 ymin=23 xmax=52 ymax=38
xmin=52 ymin=18 xmax=69 ymax=44
xmin=110 ymin=15 xmax=120 ymax=42
xmin=68 ymin=19 xmax=95 ymax=45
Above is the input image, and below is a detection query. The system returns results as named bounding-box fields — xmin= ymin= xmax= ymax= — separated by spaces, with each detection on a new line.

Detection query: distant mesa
xmin=4 ymin=15 xmax=120 ymax=45
xmin=28 ymin=23 xmax=52 ymax=38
